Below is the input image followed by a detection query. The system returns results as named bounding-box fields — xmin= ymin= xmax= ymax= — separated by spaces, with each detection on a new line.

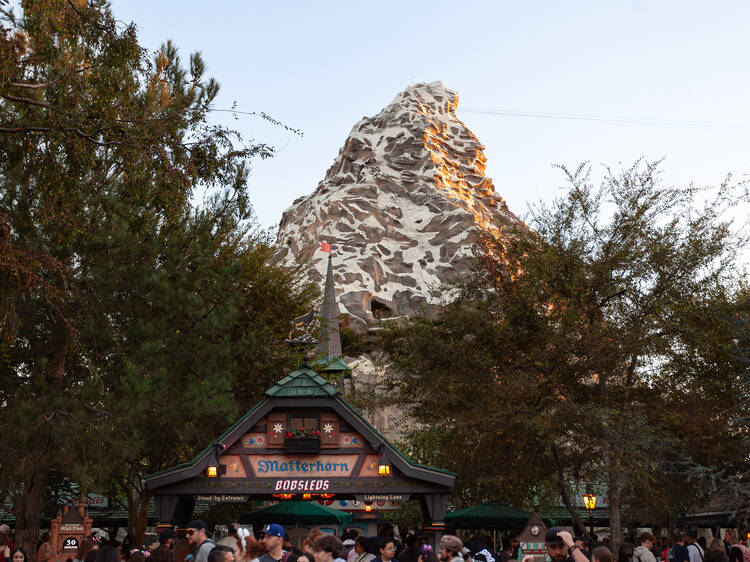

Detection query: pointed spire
xmin=317 ymin=254 xmax=342 ymax=360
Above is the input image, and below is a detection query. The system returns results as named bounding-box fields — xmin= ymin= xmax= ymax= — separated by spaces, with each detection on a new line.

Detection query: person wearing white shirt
xmin=685 ymin=532 xmax=704 ymax=562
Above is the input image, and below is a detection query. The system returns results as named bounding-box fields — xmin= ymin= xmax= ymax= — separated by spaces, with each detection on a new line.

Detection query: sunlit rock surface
xmin=277 ymin=81 xmax=522 ymax=330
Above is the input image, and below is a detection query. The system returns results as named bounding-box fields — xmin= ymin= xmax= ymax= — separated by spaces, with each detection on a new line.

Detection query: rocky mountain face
xmin=277 ymin=81 xmax=522 ymax=332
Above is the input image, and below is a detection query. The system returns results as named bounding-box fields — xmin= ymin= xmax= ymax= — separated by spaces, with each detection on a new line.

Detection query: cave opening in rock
xmin=371 ymin=298 xmax=395 ymax=319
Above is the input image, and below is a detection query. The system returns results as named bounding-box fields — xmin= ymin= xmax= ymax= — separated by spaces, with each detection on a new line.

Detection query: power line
xmin=462 ymin=107 xmax=750 ymax=130
xmin=208 ymin=105 xmax=750 ymax=132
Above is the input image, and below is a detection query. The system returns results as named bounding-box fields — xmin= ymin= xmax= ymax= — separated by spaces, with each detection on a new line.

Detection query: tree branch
xmin=552 ymin=444 xmax=592 ymax=538
xmin=2 ymin=93 xmax=59 ymax=112
xmin=0 ymin=125 xmax=121 ymax=146
xmin=10 ymin=65 xmax=94 ymax=89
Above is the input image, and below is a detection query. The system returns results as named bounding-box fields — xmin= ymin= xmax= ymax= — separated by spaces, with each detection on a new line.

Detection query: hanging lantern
xmin=378 ymin=448 xmax=391 ymax=477
xmin=206 ymin=443 xmax=227 ymax=478
xmin=582 ymin=492 xmax=597 ymax=513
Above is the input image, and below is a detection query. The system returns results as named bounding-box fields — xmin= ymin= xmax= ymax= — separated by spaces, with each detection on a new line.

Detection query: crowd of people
xmin=1 ymin=520 xmax=750 ymax=562
xmin=171 ymin=522 xmax=750 ymax=562
xmin=511 ymin=528 xmax=750 ymax=562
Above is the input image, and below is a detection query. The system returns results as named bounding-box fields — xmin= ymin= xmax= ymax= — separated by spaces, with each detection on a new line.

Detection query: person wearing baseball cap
xmin=464 ymin=539 xmax=495 ymax=562
xmin=258 ymin=524 xmax=297 ymax=562
xmin=522 ymin=528 xmax=588 ymax=562
xmin=150 ymin=530 xmax=176 ymax=562
xmin=185 ymin=521 xmax=215 ymax=562
xmin=573 ymin=537 xmax=591 ymax=561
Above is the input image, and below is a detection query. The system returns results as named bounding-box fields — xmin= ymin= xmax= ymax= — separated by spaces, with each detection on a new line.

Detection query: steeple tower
xmin=316 ymin=253 xmax=342 ymax=360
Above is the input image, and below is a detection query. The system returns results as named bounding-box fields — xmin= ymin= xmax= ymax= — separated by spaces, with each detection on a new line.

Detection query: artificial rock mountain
xmin=277 ymin=81 xmax=522 ymax=331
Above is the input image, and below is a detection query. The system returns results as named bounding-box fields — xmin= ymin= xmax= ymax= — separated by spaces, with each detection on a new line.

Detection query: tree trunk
xmin=132 ymin=488 xmax=151 ymax=545
xmin=608 ymin=468 xmax=623 ymax=558
xmin=606 ymin=354 xmax=637 ymax=558
xmin=125 ymin=479 xmax=151 ymax=545
xmin=552 ymin=445 xmax=590 ymax=537
xmin=16 ymin=465 xmax=47 ymax=560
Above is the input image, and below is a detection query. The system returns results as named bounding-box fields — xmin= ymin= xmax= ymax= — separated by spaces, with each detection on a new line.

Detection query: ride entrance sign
xmin=251 ymin=455 xmax=358 ymax=477
xmin=195 ymin=494 xmax=249 ymax=502
xmin=49 ymin=503 xmax=93 ymax=562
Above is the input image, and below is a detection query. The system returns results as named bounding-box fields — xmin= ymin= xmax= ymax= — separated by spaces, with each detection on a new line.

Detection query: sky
xmin=111 ymin=1 xmax=750 ymax=232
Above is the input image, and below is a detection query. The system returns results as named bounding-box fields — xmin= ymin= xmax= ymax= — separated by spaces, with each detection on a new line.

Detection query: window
xmin=288 ymin=415 xmax=319 ymax=430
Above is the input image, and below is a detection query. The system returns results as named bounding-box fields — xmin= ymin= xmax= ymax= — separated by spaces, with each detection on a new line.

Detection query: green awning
xmin=239 ymin=501 xmax=353 ymax=526
xmin=445 ymin=502 xmax=548 ymax=530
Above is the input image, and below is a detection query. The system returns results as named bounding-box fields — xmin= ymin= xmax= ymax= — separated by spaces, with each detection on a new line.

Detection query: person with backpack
xmin=685 ymin=532 xmax=704 ymax=562
xmin=671 ymin=532 xmax=690 ymax=562
xmin=185 ymin=520 xmax=216 ymax=562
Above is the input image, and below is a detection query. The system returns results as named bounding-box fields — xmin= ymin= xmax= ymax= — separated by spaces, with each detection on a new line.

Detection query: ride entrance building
xmin=145 ymin=366 xmax=455 ymax=542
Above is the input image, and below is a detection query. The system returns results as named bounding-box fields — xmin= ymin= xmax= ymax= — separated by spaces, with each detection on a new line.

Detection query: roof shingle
xmin=264 ymin=364 xmax=339 ymax=398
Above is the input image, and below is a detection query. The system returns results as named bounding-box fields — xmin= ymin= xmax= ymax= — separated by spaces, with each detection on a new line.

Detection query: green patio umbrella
xmin=239 ymin=501 xmax=353 ymax=526
xmin=444 ymin=502 xmax=539 ymax=530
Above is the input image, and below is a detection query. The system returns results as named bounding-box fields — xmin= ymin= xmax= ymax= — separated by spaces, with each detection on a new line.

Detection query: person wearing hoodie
xmin=634 ymin=534 xmax=658 ymax=562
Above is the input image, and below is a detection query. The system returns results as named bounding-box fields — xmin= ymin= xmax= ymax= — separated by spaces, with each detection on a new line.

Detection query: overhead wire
xmin=207 ymin=105 xmax=750 ymax=135
xmin=461 ymin=107 xmax=750 ymax=130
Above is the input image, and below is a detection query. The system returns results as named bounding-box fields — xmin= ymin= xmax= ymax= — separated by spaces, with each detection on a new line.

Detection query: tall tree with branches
xmin=383 ymin=160 xmax=749 ymax=552
xmin=1 ymin=0 xmax=314 ymax=551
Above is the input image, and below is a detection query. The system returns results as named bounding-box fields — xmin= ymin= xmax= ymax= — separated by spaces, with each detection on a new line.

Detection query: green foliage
xmin=193 ymin=500 xmax=256 ymax=530
xmin=0 ymin=0 xmax=315 ymax=548
xmin=382 ymin=160 xmax=749 ymax=547
xmin=379 ymin=500 xmax=424 ymax=536
xmin=677 ymin=286 xmax=750 ymax=525
xmin=340 ymin=326 xmax=367 ymax=356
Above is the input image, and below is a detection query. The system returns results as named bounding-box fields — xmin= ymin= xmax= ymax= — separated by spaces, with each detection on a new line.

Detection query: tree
xmin=77 ymin=223 xmax=315 ymax=543
xmin=382 ymin=160 xmax=748 ymax=551
xmin=675 ymin=286 xmax=750 ymax=528
xmin=1 ymin=0 xmax=314 ymax=551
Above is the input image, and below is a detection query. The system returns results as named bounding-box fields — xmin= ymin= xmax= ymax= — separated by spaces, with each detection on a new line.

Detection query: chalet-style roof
xmin=311 ymin=356 xmax=351 ymax=374
xmin=145 ymin=364 xmax=456 ymax=490
xmin=264 ymin=365 xmax=339 ymax=398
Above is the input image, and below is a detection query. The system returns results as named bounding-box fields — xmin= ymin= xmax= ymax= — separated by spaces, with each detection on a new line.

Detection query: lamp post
xmin=582 ymin=492 xmax=597 ymax=536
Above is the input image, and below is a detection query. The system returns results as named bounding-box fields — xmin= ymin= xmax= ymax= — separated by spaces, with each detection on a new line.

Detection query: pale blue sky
xmin=112 ymin=1 xmax=750 ymax=231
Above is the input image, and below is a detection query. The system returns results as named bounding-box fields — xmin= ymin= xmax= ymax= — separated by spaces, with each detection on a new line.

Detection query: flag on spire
xmin=319 ymin=241 xmax=331 ymax=253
